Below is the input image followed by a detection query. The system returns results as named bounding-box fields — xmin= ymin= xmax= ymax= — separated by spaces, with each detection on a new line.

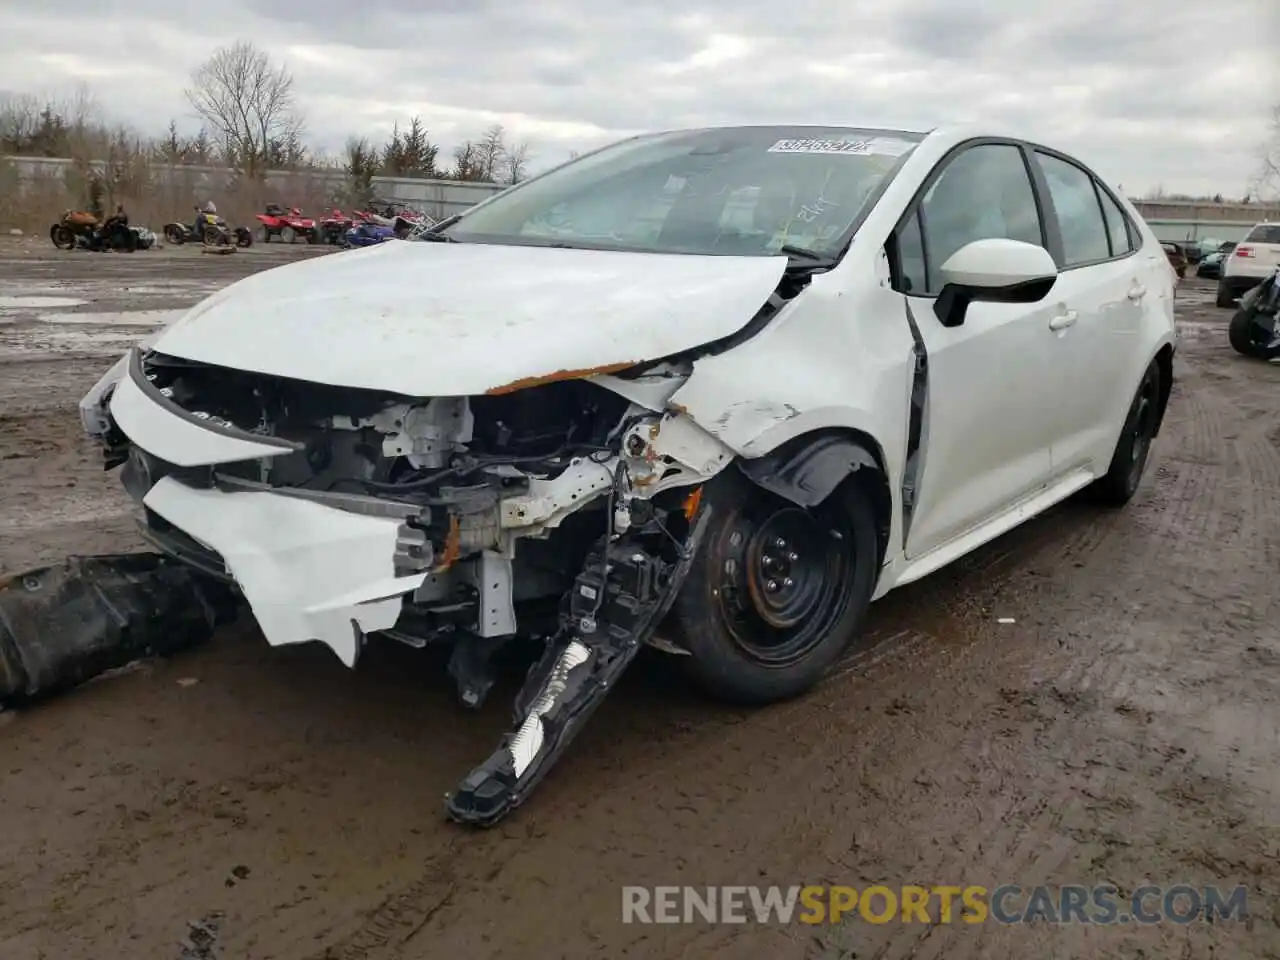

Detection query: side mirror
xmin=933 ymin=238 xmax=1059 ymax=328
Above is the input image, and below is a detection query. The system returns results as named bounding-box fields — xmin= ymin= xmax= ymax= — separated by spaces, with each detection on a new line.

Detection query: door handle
xmin=1127 ymin=284 xmax=1147 ymax=301
xmin=1048 ymin=310 xmax=1078 ymax=331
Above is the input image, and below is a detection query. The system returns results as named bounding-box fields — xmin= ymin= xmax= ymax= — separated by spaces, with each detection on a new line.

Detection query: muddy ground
xmin=0 ymin=239 xmax=1277 ymax=959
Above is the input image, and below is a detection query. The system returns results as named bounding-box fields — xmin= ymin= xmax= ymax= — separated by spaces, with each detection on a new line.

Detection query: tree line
xmin=2 ymin=40 xmax=1277 ymax=204
xmin=0 ymin=40 xmax=533 ymax=195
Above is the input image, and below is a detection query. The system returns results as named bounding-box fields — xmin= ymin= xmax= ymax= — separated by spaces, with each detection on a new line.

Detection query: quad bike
xmin=256 ymin=204 xmax=318 ymax=244
xmin=164 ymin=209 xmax=253 ymax=248
xmin=1228 ymin=267 xmax=1280 ymax=360
xmin=50 ymin=210 xmax=138 ymax=252
xmin=318 ymin=209 xmax=353 ymax=245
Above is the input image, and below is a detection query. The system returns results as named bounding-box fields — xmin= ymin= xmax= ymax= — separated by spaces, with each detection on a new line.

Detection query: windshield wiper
xmin=777 ymin=243 xmax=828 ymax=262
xmin=415 ymin=214 xmax=462 ymax=242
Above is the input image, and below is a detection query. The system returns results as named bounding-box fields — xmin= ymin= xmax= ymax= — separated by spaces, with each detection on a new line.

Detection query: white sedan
xmin=80 ymin=123 xmax=1176 ymax=824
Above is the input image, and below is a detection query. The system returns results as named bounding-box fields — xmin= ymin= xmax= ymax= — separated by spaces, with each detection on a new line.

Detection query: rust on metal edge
xmin=484 ymin=362 xmax=638 ymax=396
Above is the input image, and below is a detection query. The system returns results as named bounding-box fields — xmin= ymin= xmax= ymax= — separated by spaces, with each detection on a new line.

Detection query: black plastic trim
xmin=127 ymin=348 xmax=303 ymax=452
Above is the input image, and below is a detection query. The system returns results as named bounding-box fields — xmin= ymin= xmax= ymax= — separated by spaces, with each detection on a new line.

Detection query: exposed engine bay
xmin=119 ymin=348 xmax=726 ymax=632
xmin=84 ymin=347 xmax=734 ymax=824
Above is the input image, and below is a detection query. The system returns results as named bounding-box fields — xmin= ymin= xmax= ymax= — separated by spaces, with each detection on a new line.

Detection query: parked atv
xmin=164 ymin=208 xmax=253 ymax=248
xmin=318 ymin=209 xmax=353 ymax=245
xmin=1228 ymin=266 xmax=1280 ymax=360
xmin=256 ymin=204 xmax=318 ymax=244
xmin=50 ymin=210 xmax=138 ymax=252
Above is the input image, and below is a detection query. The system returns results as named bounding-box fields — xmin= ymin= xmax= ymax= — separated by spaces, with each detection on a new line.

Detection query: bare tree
xmin=185 ymin=40 xmax=303 ymax=179
xmin=0 ymin=93 xmax=42 ymax=153
xmin=1256 ymin=103 xmax=1279 ymax=199
xmin=502 ymin=138 xmax=532 ymax=184
xmin=477 ymin=124 xmax=508 ymax=182
xmin=450 ymin=140 xmax=484 ymax=181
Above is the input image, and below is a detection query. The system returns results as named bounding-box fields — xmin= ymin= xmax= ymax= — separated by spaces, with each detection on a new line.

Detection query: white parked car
xmin=1219 ymin=221 xmax=1280 ymax=307
xmin=79 ymin=124 xmax=1177 ymax=824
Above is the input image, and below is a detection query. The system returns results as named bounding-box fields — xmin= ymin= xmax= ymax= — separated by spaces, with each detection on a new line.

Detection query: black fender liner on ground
xmin=0 ymin=553 xmax=238 ymax=706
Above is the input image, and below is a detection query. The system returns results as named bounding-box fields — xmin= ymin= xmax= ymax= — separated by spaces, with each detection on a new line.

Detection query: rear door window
xmin=1096 ymin=187 xmax=1135 ymax=257
xmin=1034 ymin=152 xmax=1111 ymax=266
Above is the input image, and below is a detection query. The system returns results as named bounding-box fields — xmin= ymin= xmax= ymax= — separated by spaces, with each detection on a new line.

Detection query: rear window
xmin=1244 ymin=224 xmax=1280 ymax=244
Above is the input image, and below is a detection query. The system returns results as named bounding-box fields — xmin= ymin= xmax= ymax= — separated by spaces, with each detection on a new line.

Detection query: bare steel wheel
xmin=721 ymin=505 xmax=854 ymax=667
xmin=673 ymin=470 xmax=880 ymax=703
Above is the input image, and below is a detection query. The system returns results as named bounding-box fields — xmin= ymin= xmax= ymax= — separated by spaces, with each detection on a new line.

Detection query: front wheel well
xmin=736 ymin=427 xmax=892 ymax=569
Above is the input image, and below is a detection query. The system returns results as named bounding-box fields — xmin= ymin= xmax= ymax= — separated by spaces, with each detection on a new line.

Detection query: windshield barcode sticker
xmin=768 ymin=137 xmax=916 ymax=158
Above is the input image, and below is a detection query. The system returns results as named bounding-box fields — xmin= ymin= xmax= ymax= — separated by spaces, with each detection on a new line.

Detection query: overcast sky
xmin=0 ymin=0 xmax=1276 ymax=196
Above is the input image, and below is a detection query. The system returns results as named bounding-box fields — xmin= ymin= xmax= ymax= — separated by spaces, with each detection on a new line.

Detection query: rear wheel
xmin=164 ymin=224 xmax=186 ymax=245
xmin=282 ymin=226 xmax=295 ymax=244
xmin=50 ymin=224 xmax=75 ymax=249
xmin=672 ymin=472 xmax=880 ymax=704
xmin=1089 ymin=360 xmax=1161 ymax=506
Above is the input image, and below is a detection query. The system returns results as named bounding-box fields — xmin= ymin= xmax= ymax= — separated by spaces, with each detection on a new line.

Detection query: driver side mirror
xmin=933 ymin=238 xmax=1058 ymax=328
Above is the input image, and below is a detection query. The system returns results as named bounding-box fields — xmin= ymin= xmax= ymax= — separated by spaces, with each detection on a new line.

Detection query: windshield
xmin=437 ymin=126 xmax=924 ymax=259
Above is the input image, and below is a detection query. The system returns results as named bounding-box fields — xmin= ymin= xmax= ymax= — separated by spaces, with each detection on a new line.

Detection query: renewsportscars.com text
xmin=621 ymin=884 xmax=1249 ymax=925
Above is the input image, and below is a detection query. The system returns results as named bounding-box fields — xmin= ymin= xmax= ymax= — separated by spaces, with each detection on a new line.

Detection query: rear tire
xmin=164 ymin=224 xmax=186 ymax=245
xmin=50 ymin=224 xmax=75 ymax=249
xmin=282 ymin=226 xmax=295 ymax=244
xmin=1089 ymin=360 xmax=1161 ymax=507
xmin=672 ymin=471 xmax=880 ymax=704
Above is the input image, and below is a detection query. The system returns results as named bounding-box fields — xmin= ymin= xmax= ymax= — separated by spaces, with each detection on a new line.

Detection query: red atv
xmin=318 ymin=208 xmax=354 ymax=245
xmin=255 ymin=204 xmax=318 ymax=244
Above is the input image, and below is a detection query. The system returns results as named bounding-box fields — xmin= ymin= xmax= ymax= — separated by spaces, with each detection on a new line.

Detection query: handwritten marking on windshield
xmin=768 ymin=137 xmax=917 ymax=159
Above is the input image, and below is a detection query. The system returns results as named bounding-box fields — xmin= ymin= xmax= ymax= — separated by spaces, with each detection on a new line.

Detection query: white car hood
xmin=151 ymin=241 xmax=788 ymax=396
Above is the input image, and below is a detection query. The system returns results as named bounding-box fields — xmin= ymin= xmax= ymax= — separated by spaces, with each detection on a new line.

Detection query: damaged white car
xmin=79 ymin=124 xmax=1176 ymax=825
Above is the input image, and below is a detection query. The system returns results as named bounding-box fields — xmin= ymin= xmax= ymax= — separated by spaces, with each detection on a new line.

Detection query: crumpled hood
xmin=151 ymin=240 xmax=788 ymax=396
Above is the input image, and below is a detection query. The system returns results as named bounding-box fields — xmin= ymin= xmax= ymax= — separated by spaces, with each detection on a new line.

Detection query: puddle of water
xmin=0 ymin=296 xmax=89 ymax=309
xmin=121 ymin=284 xmax=217 ymax=295
xmin=38 ymin=309 xmax=186 ymax=327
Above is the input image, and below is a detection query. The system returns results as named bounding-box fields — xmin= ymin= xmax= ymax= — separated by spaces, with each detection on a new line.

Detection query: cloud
xmin=0 ymin=0 xmax=1275 ymax=194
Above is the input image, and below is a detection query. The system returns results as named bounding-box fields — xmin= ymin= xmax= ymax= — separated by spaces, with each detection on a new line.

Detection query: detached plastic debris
xmin=0 ymin=553 xmax=238 ymax=706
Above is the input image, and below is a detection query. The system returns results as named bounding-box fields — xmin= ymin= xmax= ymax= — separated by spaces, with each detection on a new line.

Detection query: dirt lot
xmin=1 ymin=241 xmax=1278 ymax=959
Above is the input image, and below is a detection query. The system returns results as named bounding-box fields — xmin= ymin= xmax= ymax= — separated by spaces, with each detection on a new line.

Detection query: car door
xmin=889 ymin=141 xmax=1059 ymax=561
xmin=1029 ymin=150 xmax=1159 ymax=476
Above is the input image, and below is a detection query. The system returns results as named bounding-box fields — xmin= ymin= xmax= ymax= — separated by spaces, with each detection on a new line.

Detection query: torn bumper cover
xmin=142 ymin=476 xmax=429 ymax=667
xmin=0 ymin=553 xmax=236 ymax=706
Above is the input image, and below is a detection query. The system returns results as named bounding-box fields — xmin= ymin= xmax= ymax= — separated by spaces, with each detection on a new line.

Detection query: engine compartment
xmin=123 ymin=350 xmax=718 ymax=651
